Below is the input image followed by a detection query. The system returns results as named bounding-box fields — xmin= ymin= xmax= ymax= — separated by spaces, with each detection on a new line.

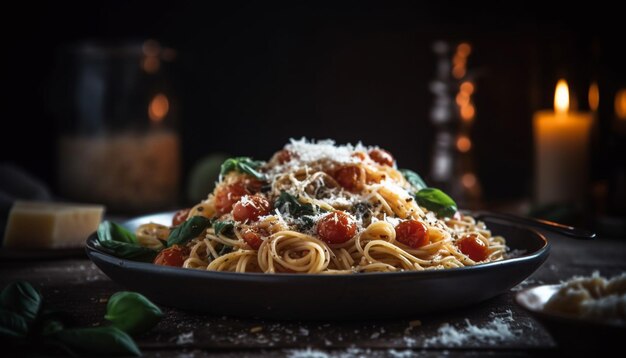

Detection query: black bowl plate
xmin=86 ymin=212 xmax=549 ymax=320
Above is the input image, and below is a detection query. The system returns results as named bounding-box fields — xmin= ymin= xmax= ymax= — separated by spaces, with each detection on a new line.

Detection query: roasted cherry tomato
xmin=232 ymin=194 xmax=272 ymax=222
xmin=368 ymin=149 xmax=394 ymax=166
xmin=154 ymin=245 xmax=188 ymax=267
xmin=241 ymin=228 xmax=267 ymax=250
xmin=334 ymin=166 xmax=363 ymax=192
xmin=172 ymin=208 xmax=191 ymax=226
xmin=273 ymin=149 xmax=293 ymax=164
xmin=395 ymin=220 xmax=429 ymax=248
xmin=317 ymin=211 xmax=357 ymax=244
xmin=456 ymin=234 xmax=489 ymax=262
xmin=214 ymin=182 xmax=248 ymax=215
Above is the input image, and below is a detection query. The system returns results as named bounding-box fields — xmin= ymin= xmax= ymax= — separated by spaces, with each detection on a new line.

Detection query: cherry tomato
xmin=232 ymin=194 xmax=272 ymax=222
xmin=317 ymin=211 xmax=357 ymax=244
xmin=456 ymin=234 xmax=489 ymax=262
xmin=368 ymin=149 xmax=394 ymax=166
xmin=214 ymin=183 xmax=248 ymax=215
xmin=154 ymin=245 xmax=188 ymax=267
xmin=244 ymin=178 xmax=265 ymax=194
xmin=241 ymin=228 xmax=266 ymax=249
xmin=273 ymin=149 xmax=292 ymax=164
xmin=395 ymin=220 xmax=429 ymax=248
xmin=172 ymin=208 xmax=191 ymax=226
xmin=334 ymin=166 xmax=363 ymax=192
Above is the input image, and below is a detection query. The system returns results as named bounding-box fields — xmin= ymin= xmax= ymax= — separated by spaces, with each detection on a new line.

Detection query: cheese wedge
xmin=3 ymin=201 xmax=105 ymax=249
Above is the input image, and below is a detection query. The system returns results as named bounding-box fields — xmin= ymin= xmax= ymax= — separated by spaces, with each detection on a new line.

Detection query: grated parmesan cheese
xmin=423 ymin=310 xmax=519 ymax=347
xmin=285 ymin=138 xmax=371 ymax=164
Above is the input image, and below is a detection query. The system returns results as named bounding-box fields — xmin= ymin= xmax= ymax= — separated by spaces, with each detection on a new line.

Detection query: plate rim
xmin=85 ymin=211 xmax=550 ymax=280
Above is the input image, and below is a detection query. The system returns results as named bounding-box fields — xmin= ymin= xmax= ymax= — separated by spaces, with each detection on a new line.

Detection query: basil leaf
xmin=414 ymin=187 xmax=458 ymax=218
xmin=0 ymin=308 xmax=28 ymax=338
xmin=400 ymin=169 xmax=427 ymax=191
xmin=274 ymin=191 xmax=325 ymax=230
xmin=220 ymin=157 xmax=266 ymax=181
xmin=50 ymin=326 xmax=141 ymax=356
xmin=0 ymin=281 xmax=42 ymax=324
xmin=213 ymin=220 xmax=234 ymax=236
xmin=167 ymin=216 xmax=212 ymax=247
xmin=104 ymin=292 xmax=162 ymax=336
xmin=96 ymin=240 xmax=159 ymax=262
xmin=97 ymin=221 xmax=136 ymax=244
xmin=274 ymin=191 xmax=320 ymax=217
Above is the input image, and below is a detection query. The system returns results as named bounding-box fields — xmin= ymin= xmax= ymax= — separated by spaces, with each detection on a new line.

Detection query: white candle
xmin=534 ymin=79 xmax=593 ymax=205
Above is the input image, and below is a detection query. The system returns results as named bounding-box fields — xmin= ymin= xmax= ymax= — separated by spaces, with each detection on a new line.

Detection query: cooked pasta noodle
xmin=139 ymin=139 xmax=508 ymax=273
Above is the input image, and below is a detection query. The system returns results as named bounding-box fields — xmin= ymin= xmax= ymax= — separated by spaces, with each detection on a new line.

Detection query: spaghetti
xmin=139 ymin=139 xmax=507 ymax=273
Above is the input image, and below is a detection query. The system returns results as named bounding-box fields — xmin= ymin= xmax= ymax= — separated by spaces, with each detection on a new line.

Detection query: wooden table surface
xmin=2 ymin=230 xmax=625 ymax=357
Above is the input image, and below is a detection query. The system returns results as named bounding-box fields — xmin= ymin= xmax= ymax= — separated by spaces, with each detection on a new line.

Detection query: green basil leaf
xmin=219 ymin=157 xmax=266 ymax=181
xmin=96 ymin=240 xmax=159 ymax=262
xmin=0 ymin=308 xmax=28 ymax=338
xmin=50 ymin=326 xmax=141 ymax=356
xmin=167 ymin=216 xmax=212 ymax=247
xmin=400 ymin=169 xmax=427 ymax=191
xmin=0 ymin=281 xmax=42 ymax=324
xmin=274 ymin=191 xmax=325 ymax=230
xmin=213 ymin=220 xmax=234 ymax=236
xmin=414 ymin=187 xmax=458 ymax=218
xmin=104 ymin=292 xmax=162 ymax=336
xmin=274 ymin=191 xmax=321 ymax=217
xmin=97 ymin=221 xmax=137 ymax=244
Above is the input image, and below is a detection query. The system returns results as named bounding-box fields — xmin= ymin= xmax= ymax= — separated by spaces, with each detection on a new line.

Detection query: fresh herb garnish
xmin=167 ymin=216 xmax=212 ymax=247
xmin=400 ymin=169 xmax=427 ymax=191
xmin=104 ymin=292 xmax=163 ymax=335
xmin=274 ymin=191 xmax=325 ymax=230
xmin=1 ymin=281 xmax=162 ymax=356
xmin=213 ymin=220 xmax=235 ymax=236
xmin=220 ymin=157 xmax=266 ymax=181
xmin=0 ymin=281 xmax=42 ymax=325
xmin=96 ymin=221 xmax=159 ymax=262
xmin=414 ymin=187 xmax=458 ymax=218
xmin=49 ymin=326 xmax=140 ymax=356
xmin=275 ymin=191 xmax=319 ymax=217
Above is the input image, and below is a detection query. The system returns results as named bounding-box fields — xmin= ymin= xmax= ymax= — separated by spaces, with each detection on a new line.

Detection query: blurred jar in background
xmin=54 ymin=40 xmax=179 ymax=213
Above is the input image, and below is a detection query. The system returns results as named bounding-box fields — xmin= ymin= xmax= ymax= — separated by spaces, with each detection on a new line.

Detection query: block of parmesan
xmin=3 ymin=201 xmax=105 ymax=249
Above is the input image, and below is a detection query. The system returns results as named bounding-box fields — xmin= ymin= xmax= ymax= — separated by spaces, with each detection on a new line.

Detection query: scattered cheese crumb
xmin=423 ymin=310 xmax=519 ymax=347
xmin=176 ymin=331 xmax=195 ymax=345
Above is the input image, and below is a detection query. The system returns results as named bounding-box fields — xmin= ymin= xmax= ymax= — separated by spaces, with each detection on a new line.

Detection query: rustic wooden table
xmin=2 ymin=231 xmax=625 ymax=357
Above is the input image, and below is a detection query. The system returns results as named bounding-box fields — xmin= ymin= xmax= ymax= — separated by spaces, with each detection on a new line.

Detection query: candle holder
xmin=51 ymin=41 xmax=180 ymax=213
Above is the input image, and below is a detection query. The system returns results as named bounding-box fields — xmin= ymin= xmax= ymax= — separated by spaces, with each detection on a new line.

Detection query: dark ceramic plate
xmin=86 ymin=212 xmax=550 ymax=320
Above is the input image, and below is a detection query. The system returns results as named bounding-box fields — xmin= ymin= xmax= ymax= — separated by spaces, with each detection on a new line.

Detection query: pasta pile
xmin=138 ymin=139 xmax=507 ymax=274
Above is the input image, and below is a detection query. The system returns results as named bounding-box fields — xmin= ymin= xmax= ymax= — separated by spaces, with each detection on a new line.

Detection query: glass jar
xmin=54 ymin=40 xmax=180 ymax=213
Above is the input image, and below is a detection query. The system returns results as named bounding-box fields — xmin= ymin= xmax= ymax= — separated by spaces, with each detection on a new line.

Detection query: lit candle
xmin=534 ymin=79 xmax=593 ymax=205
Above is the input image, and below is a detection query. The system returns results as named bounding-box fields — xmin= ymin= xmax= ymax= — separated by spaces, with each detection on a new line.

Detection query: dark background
xmin=1 ymin=1 xmax=624 ymax=203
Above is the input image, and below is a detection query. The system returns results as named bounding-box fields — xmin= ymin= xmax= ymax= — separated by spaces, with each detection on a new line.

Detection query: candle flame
xmin=554 ymin=79 xmax=569 ymax=114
